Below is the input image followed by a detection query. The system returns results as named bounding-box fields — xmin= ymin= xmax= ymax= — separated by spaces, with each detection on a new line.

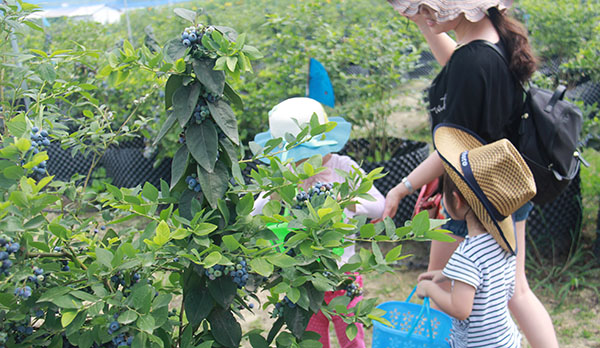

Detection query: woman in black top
xmin=381 ymin=1 xmax=558 ymax=347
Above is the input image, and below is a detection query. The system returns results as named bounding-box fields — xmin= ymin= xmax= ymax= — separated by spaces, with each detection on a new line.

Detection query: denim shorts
xmin=441 ymin=202 xmax=534 ymax=238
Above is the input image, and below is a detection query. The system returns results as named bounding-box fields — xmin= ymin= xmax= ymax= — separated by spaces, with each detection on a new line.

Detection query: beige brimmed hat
xmin=433 ymin=124 xmax=536 ymax=254
xmin=387 ymin=0 xmax=512 ymax=23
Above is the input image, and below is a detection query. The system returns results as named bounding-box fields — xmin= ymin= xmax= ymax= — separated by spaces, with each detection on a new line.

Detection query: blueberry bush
xmin=0 ymin=4 xmax=453 ymax=347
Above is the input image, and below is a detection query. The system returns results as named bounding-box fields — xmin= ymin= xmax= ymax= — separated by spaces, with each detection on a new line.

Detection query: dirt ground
xmin=237 ymin=247 xmax=600 ymax=348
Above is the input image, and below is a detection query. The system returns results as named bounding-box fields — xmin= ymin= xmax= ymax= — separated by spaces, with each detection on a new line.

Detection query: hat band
xmin=460 ymin=151 xmax=506 ymax=221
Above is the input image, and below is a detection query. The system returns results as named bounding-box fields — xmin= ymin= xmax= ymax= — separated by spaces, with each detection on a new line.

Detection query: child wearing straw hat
xmin=252 ymin=97 xmax=385 ymax=348
xmin=415 ymin=123 xmax=536 ymax=348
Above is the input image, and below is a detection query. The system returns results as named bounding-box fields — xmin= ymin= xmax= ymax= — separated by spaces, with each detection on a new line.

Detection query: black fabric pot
xmin=339 ymin=137 xmax=430 ymax=227
xmin=101 ymin=137 xmax=171 ymax=188
xmin=46 ymin=141 xmax=95 ymax=182
xmin=527 ymin=170 xmax=582 ymax=261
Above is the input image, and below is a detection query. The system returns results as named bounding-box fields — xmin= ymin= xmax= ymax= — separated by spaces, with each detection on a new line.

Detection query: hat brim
xmin=253 ymin=116 xmax=351 ymax=163
xmin=387 ymin=0 xmax=512 ymax=23
xmin=433 ymin=123 xmax=517 ymax=254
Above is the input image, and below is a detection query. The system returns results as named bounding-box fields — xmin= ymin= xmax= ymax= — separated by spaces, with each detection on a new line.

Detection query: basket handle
xmin=406 ymin=287 xmax=435 ymax=341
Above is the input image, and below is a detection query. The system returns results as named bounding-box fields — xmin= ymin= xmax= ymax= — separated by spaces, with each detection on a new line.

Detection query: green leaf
xmin=345 ymin=323 xmax=358 ymax=341
xmin=37 ymin=63 xmax=56 ymax=82
xmin=203 ymin=251 xmax=222 ymax=267
xmin=266 ymin=254 xmax=297 ymax=268
xmin=359 ymin=223 xmax=375 ymax=238
xmin=248 ymin=333 xmax=269 ymax=348
xmin=192 ymin=58 xmax=225 ymax=95
xmin=137 ymin=314 xmax=155 ymax=334
xmin=61 ymin=310 xmax=78 ymax=327
xmin=118 ymin=310 xmax=139 ymax=325
xmin=95 ymin=248 xmax=113 ymax=269
xmin=385 ymin=244 xmax=403 ymax=263
xmin=411 ymin=211 xmax=430 ymax=236
xmin=208 ymin=306 xmax=242 ymax=347
xmin=186 ymin=121 xmax=218 ymax=173
xmin=223 ymin=82 xmax=243 ymax=109
xmin=170 ymin=145 xmax=189 ymax=189
xmin=142 ymin=182 xmax=159 ymax=201
xmin=236 ymin=193 xmax=254 ymax=216
xmin=154 ymin=221 xmax=170 ymax=246
xmin=196 ymin=161 xmax=229 ymax=209
xmin=222 ymin=235 xmax=240 ymax=251
xmin=423 ymin=230 xmax=457 ymax=243
xmin=207 ymin=276 xmax=237 ymax=308
xmin=165 ymin=38 xmax=187 ymax=62
xmin=37 ymin=287 xmax=71 ymax=303
xmin=165 ymin=74 xmax=184 ymax=110
xmin=174 ymin=8 xmax=196 ymax=23
xmin=283 ymin=305 xmax=312 ymax=339
xmin=154 ymin=111 xmax=177 ymax=147
xmin=207 ymin=99 xmax=239 ymax=145
xmin=183 ymin=266 xmax=214 ymax=326
xmin=7 ymin=113 xmax=26 ymax=138
xmin=173 ymin=83 xmax=201 ymax=128
xmin=249 ymin=258 xmax=273 ymax=277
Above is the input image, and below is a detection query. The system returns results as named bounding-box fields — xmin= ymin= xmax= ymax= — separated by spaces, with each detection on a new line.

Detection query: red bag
xmin=412 ymin=177 xmax=444 ymax=219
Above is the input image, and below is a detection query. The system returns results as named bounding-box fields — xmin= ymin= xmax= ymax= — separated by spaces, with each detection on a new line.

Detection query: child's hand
xmin=417 ymin=270 xmax=447 ymax=283
xmin=416 ymin=280 xmax=432 ymax=299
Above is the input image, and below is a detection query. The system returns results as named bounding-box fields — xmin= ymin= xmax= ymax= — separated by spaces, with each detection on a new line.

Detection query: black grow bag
xmin=101 ymin=137 xmax=171 ymax=188
xmin=527 ymin=170 xmax=582 ymax=261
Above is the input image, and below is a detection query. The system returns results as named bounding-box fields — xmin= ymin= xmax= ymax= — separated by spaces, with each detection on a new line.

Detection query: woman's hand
xmin=372 ymin=184 xmax=406 ymax=223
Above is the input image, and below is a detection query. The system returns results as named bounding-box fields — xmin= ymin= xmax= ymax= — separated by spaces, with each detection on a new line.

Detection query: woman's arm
xmin=405 ymin=13 xmax=457 ymax=66
xmin=417 ymin=279 xmax=475 ymax=320
xmin=378 ymin=151 xmax=445 ymax=220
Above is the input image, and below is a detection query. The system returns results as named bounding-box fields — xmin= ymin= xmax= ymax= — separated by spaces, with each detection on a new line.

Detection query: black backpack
xmin=485 ymin=41 xmax=586 ymax=205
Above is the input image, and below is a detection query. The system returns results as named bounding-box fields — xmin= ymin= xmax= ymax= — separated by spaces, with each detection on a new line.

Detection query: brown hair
xmin=442 ymin=173 xmax=480 ymax=223
xmin=488 ymin=7 xmax=537 ymax=83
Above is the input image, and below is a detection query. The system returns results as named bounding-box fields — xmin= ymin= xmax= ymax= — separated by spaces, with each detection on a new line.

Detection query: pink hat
xmin=387 ymin=0 xmax=512 ymax=22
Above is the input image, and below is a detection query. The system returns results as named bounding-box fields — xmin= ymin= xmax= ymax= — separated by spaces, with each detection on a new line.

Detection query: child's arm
xmin=417 ymin=270 xmax=450 ymax=283
xmin=416 ymin=279 xmax=475 ymax=321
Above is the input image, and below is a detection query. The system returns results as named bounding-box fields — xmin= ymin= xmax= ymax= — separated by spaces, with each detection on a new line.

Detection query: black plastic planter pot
xmin=526 ymin=170 xmax=583 ymax=261
xmin=46 ymin=141 xmax=95 ymax=182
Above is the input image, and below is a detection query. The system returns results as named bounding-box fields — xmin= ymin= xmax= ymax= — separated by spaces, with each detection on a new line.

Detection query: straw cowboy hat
xmin=433 ymin=123 xmax=536 ymax=254
xmin=253 ymin=97 xmax=351 ymax=163
xmin=387 ymin=0 xmax=512 ymax=23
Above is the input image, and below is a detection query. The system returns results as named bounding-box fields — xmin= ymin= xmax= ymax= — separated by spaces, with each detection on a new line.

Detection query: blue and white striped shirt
xmin=443 ymin=233 xmax=521 ymax=348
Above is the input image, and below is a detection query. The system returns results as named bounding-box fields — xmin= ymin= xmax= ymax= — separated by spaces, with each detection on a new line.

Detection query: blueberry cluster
xmin=110 ymin=272 xmax=140 ymax=290
xmin=0 ymin=238 xmax=19 ymax=276
xmin=193 ymin=101 xmax=210 ymax=124
xmin=14 ymin=286 xmax=32 ymax=299
xmin=294 ymin=182 xmax=334 ymax=208
xmin=28 ymin=127 xmax=50 ymax=176
xmin=1 ymin=319 xmax=35 ymax=345
xmin=61 ymin=260 xmax=70 ymax=272
xmin=345 ymin=281 xmax=363 ymax=298
xmin=204 ymin=92 xmax=220 ymax=104
xmin=271 ymin=296 xmax=296 ymax=318
xmin=181 ymin=24 xmax=209 ymax=49
xmin=204 ymin=257 xmax=249 ymax=289
xmin=185 ymin=175 xmax=202 ymax=192
xmin=27 ymin=267 xmax=45 ymax=286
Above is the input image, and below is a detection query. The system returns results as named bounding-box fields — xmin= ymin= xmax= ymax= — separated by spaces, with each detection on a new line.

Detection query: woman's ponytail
xmin=488 ymin=7 xmax=537 ymax=83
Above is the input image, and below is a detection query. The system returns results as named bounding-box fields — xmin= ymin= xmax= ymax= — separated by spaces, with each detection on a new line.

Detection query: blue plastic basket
xmin=372 ymin=287 xmax=452 ymax=348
